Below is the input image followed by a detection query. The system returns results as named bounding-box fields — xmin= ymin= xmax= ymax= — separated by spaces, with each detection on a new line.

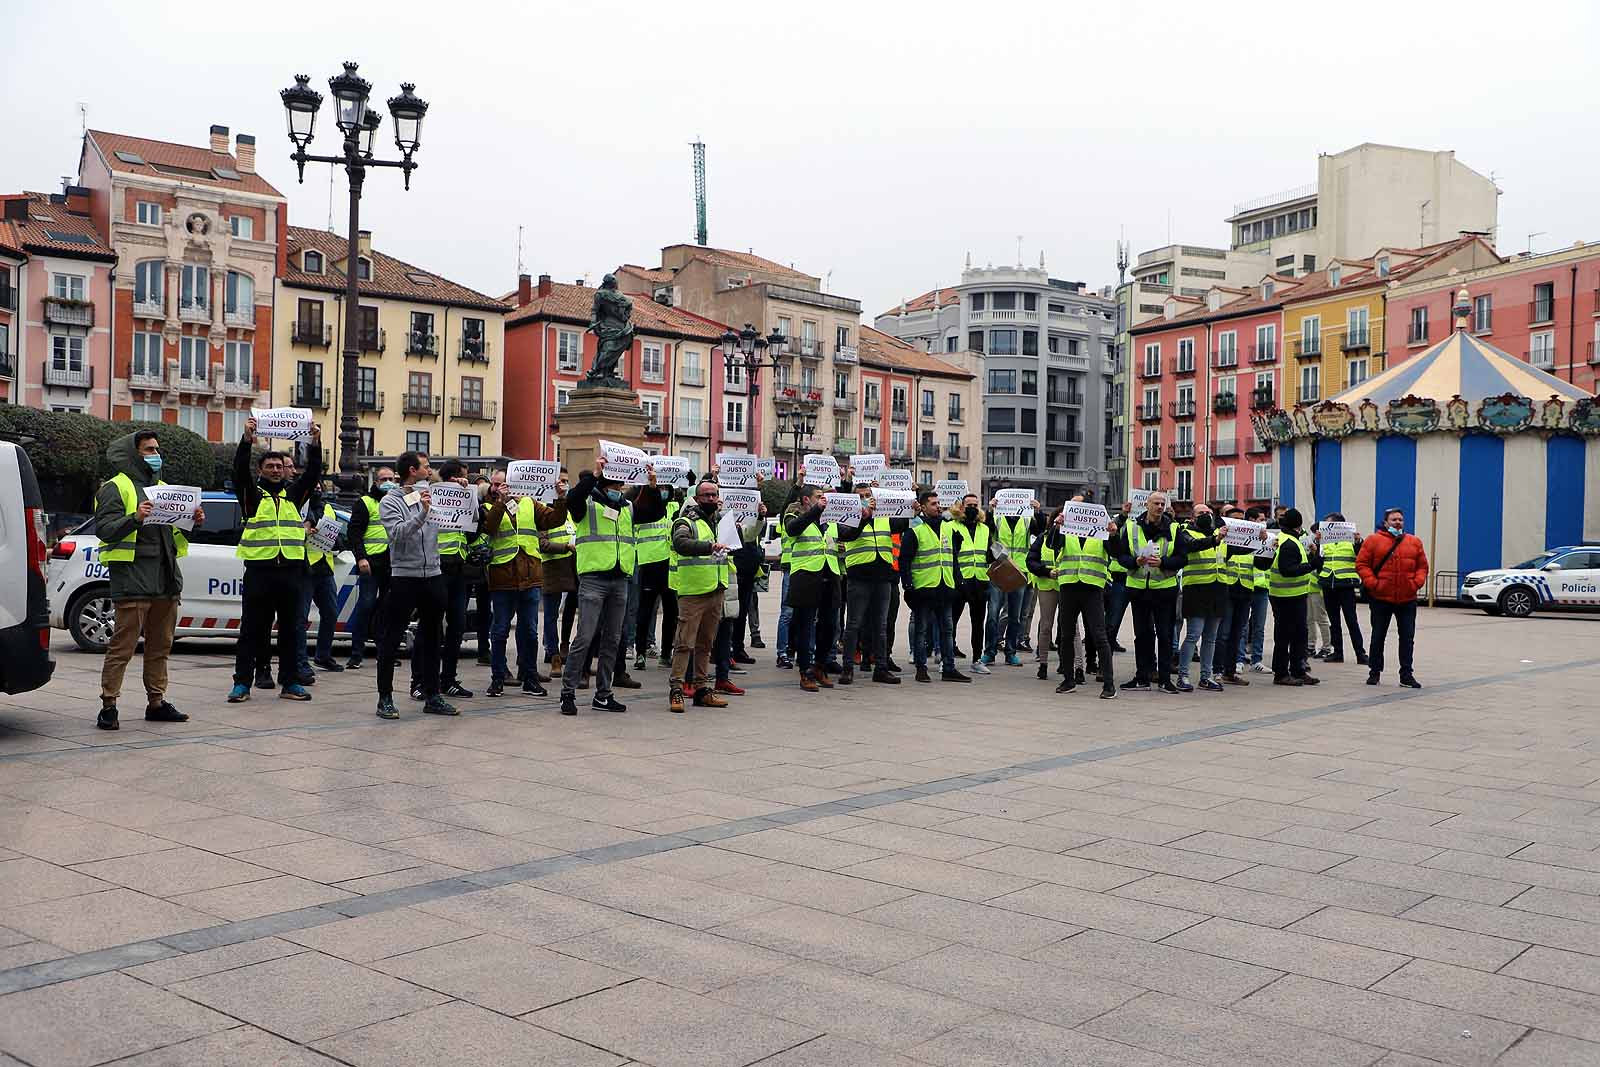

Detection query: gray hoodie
xmin=380 ymin=481 xmax=441 ymax=578
xmin=93 ymin=432 xmax=183 ymax=600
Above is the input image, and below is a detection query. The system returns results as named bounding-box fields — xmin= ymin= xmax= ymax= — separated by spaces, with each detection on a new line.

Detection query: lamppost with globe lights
xmin=717 ymin=323 xmax=804 ymax=474
xmin=279 ymin=62 xmax=428 ymax=499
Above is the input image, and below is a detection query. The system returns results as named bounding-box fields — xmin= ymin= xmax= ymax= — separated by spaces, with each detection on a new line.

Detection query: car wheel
xmin=67 ymin=585 xmax=115 ymax=653
xmin=1498 ymin=586 xmax=1537 ymax=619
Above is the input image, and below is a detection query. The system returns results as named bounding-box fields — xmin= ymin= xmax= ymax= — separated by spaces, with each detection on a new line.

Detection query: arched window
xmin=225 ymin=271 xmax=254 ymax=314
xmin=303 ymin=250 xmax=323 ymax=274
xmin=133 ymin=260 xmax=163 ymax=309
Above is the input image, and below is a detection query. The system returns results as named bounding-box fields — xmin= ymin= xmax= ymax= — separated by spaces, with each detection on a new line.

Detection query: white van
xmin=0 ymin=440 xmax=54 ymax=693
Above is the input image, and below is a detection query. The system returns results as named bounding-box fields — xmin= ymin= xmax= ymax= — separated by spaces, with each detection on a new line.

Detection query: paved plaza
xmin=1 ymin=601 xmax=1598 ymax=1065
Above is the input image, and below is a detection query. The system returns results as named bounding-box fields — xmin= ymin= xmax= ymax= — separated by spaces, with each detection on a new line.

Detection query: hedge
xmin=0 ymin=407 xmax=217 ymax=511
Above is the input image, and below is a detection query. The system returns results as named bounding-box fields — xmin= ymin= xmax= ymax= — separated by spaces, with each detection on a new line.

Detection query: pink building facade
xmin=1384 ymin=244 xmax=1600 ymax=395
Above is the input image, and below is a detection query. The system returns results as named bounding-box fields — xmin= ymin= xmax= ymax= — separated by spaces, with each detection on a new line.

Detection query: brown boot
xmin=799 ymin=672 xmax=819 ymax=693
xmin=693 ymin=687 xmax=729 ymax=708
xmin=811 ymin=667 xmax=834 ymax=689
xmin=669 ymin=688 xmax=685 ymax=714
xmin=551 ymin=653 xmax=564 ymax=675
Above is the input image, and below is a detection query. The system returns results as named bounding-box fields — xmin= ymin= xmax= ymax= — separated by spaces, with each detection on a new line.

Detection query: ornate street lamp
xmin=279 ymin=61 xmax=429 ymax=500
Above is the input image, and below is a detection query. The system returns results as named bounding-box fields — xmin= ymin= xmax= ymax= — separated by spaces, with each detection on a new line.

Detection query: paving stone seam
xmin=2 ymin=654 xmax=1596 ymax=998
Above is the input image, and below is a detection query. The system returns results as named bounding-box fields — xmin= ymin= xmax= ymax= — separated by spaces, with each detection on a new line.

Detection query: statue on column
xmin=582 ymin=274 xmax=634 ymax=388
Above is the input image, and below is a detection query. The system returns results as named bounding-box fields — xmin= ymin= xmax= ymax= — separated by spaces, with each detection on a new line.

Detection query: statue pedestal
xmin=555 ymin=384 xmax=650 ymax=476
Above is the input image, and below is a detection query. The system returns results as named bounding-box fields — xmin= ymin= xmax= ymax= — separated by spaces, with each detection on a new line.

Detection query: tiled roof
xmin=1133 ymin=287 xmax=1281 ymax=333
xmin=663 ymin=244 xmax=816 ymax=281
xmin=879 ymin=286 xmax=959 ymax=319
xmin=86 ymin=130 xmax=284 ymax=199
xmin=506 ymin=281 xmax=729 ymax=342
xmin=1280 ymin=235 xmax=1493 ymax=305
xmin=0 ymin=192 xmax=115 ymax=261
xmin=280 ymin=226 xmax=509 ymax=313
xmin=857 ymin=326 xmax=974 ymax=380
xmin=617 ymin=264 xmax=673 ymax=283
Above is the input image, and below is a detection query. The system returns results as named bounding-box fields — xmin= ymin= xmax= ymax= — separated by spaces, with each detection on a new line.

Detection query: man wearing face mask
xmin=343 ymin=465 xmax=395 ymax=669
xmin=542 ymin=469 xmax=578 ymax=670
xmin=93 ymin=430 xmax=204 ymax=730
xmin=1356 ymin=507 xmax=1427 ymax=688
xmin=1109 ymin=490 xmax=1188 ymax=693
xmin=900 ymin=489 xmax=970 ymax=684
xmin=227 ymin=417 xmax=323 ymax=704
xmin=948 ymin=494 xmax=997 ymax=670
xmin=480 ymin=467 xmax=569 ymax=698
xmin=1174 ymin=504 xmax=1227 ymax=692
xmin=837 ymin=482 xmax=907 ymax=686
xmin=1029 ymin=499 xmax=1117 ymax=699
xmin=667 ymin=477 xmax=735 ymax=712
xmin=1262 ymin=507 xmax=1321 ymax=686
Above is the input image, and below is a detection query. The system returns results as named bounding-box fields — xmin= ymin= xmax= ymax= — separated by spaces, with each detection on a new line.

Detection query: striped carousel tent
xmin=1273 ymin=301 xmax=1600 ymax=587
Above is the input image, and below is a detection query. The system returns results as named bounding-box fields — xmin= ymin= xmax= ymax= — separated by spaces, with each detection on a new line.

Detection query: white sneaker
xmin=1250 ymin=662 xmax=1269 ymax=674
xmin=971 ymin=661 xmax=992 ymax=675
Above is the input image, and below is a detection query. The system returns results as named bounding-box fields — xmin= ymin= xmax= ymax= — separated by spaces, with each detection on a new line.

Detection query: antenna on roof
xmin=690 ymin=139 xmax=707 ymax=246
xmin=1016 ymin=235 xmax=1023 ymax=267
xmin=1116 ymin=229 xmax=1129 ymax=285
xmin=516 ymin=225 xmax=525 ymax=275
xmin=77 ymin=102 xmax=87 ymax=136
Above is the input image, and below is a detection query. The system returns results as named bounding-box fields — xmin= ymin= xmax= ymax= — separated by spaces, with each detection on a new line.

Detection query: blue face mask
xmin=143 ymin=454 xmax=163 ymax=473
xmin=379 ymin=481 xmax=399 ymax=494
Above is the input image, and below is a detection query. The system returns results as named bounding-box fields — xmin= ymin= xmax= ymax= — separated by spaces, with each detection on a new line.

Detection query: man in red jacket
xmin=1355 ymin=507 xmax=1428 ymax=689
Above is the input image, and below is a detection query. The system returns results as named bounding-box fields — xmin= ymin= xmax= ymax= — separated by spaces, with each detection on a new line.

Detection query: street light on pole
xmin=1428 ymin=492 xmax=1440 ymax=608
xmin=279 ymin=63 xmax=429 ymax=501
xmin=719 ymin=322 xmax=793 ymax=474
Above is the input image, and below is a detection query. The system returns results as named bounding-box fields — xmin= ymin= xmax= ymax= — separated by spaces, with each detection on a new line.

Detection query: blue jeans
xmin=1247 ymin=588 xmax=1269 ymax=664
xmin=490 ymin=586 xmax=541 ymax=684
xmin=777 ymin=569 xmax=794 ymax=658
xmin=1178 ymin=613 xmax=1221 ymax=682
xmin=984 ymin=585 xmax=1024 ymax=658
xmin=1212 ymin=595 xmax=1237 ymax=677
xmin=914 ymin=595 xmax=956 ymax=673
xmin=713 ymin=617 xmax=733 ymax=683
xmin=347 ymin=566 xmax=386 ymax=657
xmin=297 ymin=569 xmax=339 ymax=672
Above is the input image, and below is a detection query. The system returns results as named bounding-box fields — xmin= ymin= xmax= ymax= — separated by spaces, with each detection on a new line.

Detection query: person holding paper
xmin=1261 ymin=508 xmax=1322 ymax=686
xmin=480 ymin=467 xmax=570 ymax=699
xmin=92 ymin=430 xmax=203 ymax=730
xmin=632 ymin=479 xmax=681 ymax=674
xmin=1303 ymin=522 xmax=1335 ymax=661
xmin=900 ymin=490 xmax=970 ymax=684
xmin=948 ymin=494 xmax=999 ymax=671
xmin=372 ymin=451 xmax=452 ymax=719
xmin=837 ymin=483 xmax=906 ymax=685
xmin=1316 ymin=512 xmax=1367 ymax=665
xmin=1028 ymin=501 xmax=1117 ymax=699
xmin=227 ymin=418 xmax=322 ymax=704
xmin=541 ymin=468 xmax=579 ymax=669
xmin=985 ymin=502 xmax=1036 ymax=667
xmin=427 ymin=462 xmax=483 ymax=701
xmin=1108 ymin=490 xmax=1188 ymax=693
xmin=1212 ymin=506 xmax=1256 ymax=686
xmin=296 ymin=478 xmax=342 ymax=682
xmin=1103 ymin=500 xmax=1133 ymax=653
xmin=666 ymin=477 xmax=736 ymax=712
xmin=560 ymin=455 xmax=648 ymax=715
xmin=343 ymin=465 xmax=396 ymax=670
xmin=1173 ymin=507 xmax=1228 ymax=693
xmin=784 ymin=484 xmax=844 ymax=692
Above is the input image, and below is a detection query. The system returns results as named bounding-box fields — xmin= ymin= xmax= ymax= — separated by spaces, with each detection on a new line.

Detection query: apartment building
xmin=855 ymin=327 xmax=979 ymax=488
xmin=1384 ymin=241 xmax=1600 ymax=393
xmin=617 ymin=245 xmax=863 ymax=461
xmin=77 ymin=127 xmax=285 ymax=438
xmin=274 ymin=226 xmax=508 ymax=464
xmin=877 ymin=260 xmax=1115 ymax=506
xmin=0 ymin=190 xmax=116 ymax=413
xmin=502 ymin=274 xmax=731 ymax=471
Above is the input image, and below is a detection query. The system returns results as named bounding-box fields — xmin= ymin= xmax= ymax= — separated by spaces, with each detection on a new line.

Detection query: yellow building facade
xmin=1281 ymin=274 xmax=1388 ymax=405
xmin=271 ymin=226 xmax=507 ymax=464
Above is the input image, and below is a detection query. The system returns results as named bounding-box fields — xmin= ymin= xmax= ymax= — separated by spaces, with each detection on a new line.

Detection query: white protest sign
xmin=140 ymin=484 xmax=202 ymax=530
xmin=870 ymin=487 xmax=915 ymax=519
xmin=934 ymin=479 xmax=970 ymax=510
xmin=1060 ymin=501 xmax=1111 ymax=540
xmin=599 ymin=440 xmax=647 ymax=485
xmin=250 ymin=406 xmax=314 ymax=441
xmin=648 ymin=455 xmax=691 ymax=488
xmin=308 ymin=513 xmax=344 ymax=554
xmin=803 ymin=454 xmax=840 ymax=489
xmin=850 ymin=454 xmax=887 ymax=485
xmin=1222 ymin=516 xmax=1271 ymax=550
xmin=507 ymin=460 xmax=559 ymax=501
xmin=878 ymin=468 xmax=913 ymax=492
xmin=1319 ymin=521 xmax=1358 ymax=544
xmin=994 ymin=488 xmax=1036 ymax=518
xmin=1129 ymin=488 xmax=1154 ymax=512
xmin=822 ymin=492 xmax=863 ymax=528
xmin=755 ymin=457 xmax=777 ymax=480
xmin=426 ymin=481 xmax=478 ymax=532
xmin=715 ymin=511 xmax=741 ymax=554
xmin=720 ymin=488 xmax=761 ymax=524
xmin=716 ymin=452 xmax=757 ymax=488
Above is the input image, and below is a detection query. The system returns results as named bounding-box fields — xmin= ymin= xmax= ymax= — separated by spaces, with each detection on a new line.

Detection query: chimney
xmin=235 ymin=134 xmax=256 ymax=174
xmin=209 ymin=124 xmax=230 ymax=154
xmin=357 ymin=229 xmax=372 ymax=258
xmin=517 ymin=273 xmax=532 ymax=307
xmin=62 ymin=185 xmax=91 ymax=217
xmin=2 ymin=198 xmax=29 ymax=223
xmin=537 ymin=274 xmax=553 ymax=298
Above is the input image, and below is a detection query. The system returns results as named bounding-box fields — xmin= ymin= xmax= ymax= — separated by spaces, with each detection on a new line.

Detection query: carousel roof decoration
xmin=1255 ymin=287 xmax=1598 ymax=444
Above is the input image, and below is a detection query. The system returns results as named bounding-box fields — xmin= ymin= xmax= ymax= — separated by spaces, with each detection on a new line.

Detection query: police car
xmin=48 ymin=490 xmax=361 ymax=653
xmin=1459 ymin=545 xmax=1600 ymax=618
xmin=0 ymin=439 xmax=53 ymax=693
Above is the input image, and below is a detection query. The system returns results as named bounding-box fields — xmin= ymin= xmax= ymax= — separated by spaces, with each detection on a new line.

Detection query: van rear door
xmin=0 ymin=442 xmax=55 ymax=693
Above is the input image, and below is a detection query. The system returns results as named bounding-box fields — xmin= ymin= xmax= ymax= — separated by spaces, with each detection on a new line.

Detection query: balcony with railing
xmin=42 ymin=360 xmax=93 ymax=389
xmin=1139 ymin=362 xmax=1162 ymax=379
xmin=968 ymin=308 xmax=1039 ymax=324
xmin=216 ymin=368 xmax=260 ymax=396
xmin=402 ymin=393 xmax=441 ymax=416
xmin=833 ymin=343 xmax=858 ymax=364
xmin=946 ymin=445 xmax=970 ymax=460
xmin=984 ymin=464 xmax=1044 ymax=480
xmin=293 ymin=385 xmax=331 ymax=409
xmin=835 ymin=395 xmax=858 ymax=412
xmin=890 ymin=406 xmax=909 ymax=424
xmin=450 ymin=397 xmax=498 ymax=422
xmin=1046 ymin=389 xmax=1082 ymax=406
xmin=947 ymin=408 xmax=963 ymax=424
xmin=356 ymin=390 xmax=384 ymax=413
xmin=1248 ymin=342 xmax=1277 ymax=364
xmin=128 ymin=360 xmax=167 ymax=390
xmin=1169 ymin=441 xmax=1196 ymax=460
xmin=133 ymin=295 xmax=164 ymax=320
xmin=916 ymin=443 xmax=941 ymax=461
xmin=1250 ymin=387 xmax=1276 ymax=410
xmin=405 ymin=331 xmax=438 ymax=358
xmin=1213 ymin=392 xmax=1237 ymax=414
xmin=674 ymin=417 xmax=710 ymax=438
xmin=358 ymin=327 xmax=386 ymax=354
xmin=1246 ymin=436 xmax=1271 ymax=455
xmin=1249 ymin=481 xmax=1274 ymax=501
xmin=792 ymin=337 xmax=824 ymax=359
xmin=1407 ymin=322 xmax=1429 ymax=345
xmin=1297 ymin=386 xmax=1321 ymax=404
xmin=1169 ymin=399 xmax=1197 ymax=419
xmin=863 ymin=400 xmax=882 ymax=419
xmin=178 ymin=298 xmax=208 ymax=324
xmin=1045 ymin=431 xmax=1083 ymax=447
xmin=293 ymin=321 xmax=332 ymax=347
xmin=680 ymin=365 xmax=705 ymax=387
xmin=1589 ymin=340 xmax=1600 ymax=365
xmin=1525 ymin=348 xmax=1557 ymax=371
xmin=173 ymin=364 xmax=212 ymax=393
xmin=1210 ymin=438 xmax=1239 ymax=458
xmin=1173 ymin=357 xmax=1197 ymax=377
xmin=1341 ymin=329 xmax=1371 ymax=351
xmin=1213 ymin=347 xmax=1239 ymax=368
xmin=1136 ymin=402 xmax=1162 ymax=422
xmin=1137 ymin=444 xmax=1161 ymax=463
xmin=43 ymin=297 xmax=95 ymax=329
xmin=224 ymin=304 xmax=255 ymax=329
xmin=1208 ymin=483 xmax=1243 ymax=501
xmin=458 ymin=336 xmax=491 ymax=363
xmin=1293 ymin=339 xmax=1322 ymax=360
xmin=1529 ymin=299 xmax=1556 ymax=325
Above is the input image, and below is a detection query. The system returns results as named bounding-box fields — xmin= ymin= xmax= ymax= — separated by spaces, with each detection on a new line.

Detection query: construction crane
xmin=690 ymin=139 xmax=707 ymax=246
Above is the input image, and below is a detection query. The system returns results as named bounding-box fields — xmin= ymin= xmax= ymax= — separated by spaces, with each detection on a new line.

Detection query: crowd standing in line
xmin=91 ymin=425 xmax=1433 ymax=729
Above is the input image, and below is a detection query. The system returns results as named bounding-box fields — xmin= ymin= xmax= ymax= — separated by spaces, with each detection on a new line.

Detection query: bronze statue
xmin=583 ymin=274 xmax=634 ymax=387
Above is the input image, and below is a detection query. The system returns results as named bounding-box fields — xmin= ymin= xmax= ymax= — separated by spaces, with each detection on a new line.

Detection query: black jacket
xmin=899 ymin=516 xmax=950 ymax=601
xmin=347 ymin=486 xmax=386 ymax=565
xmin=232 ymin=438 xmax=322 ymax=570
xmin=566 ymin=472 xmax=665 ymax=578
xmin=1109 ymin=513 xmax=1189 ymax=587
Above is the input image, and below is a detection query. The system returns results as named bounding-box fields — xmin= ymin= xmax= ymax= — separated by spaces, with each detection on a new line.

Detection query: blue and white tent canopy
xmin=1333 ymin=329 xmax=1590 ymax=407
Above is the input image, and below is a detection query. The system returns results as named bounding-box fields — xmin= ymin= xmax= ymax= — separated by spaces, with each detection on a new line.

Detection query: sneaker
xmin=1297 ymin=674 xmax=1322 ymax=686
xmin=871 ymin=669 xmax=901 ymax=684
xmin=669 ymin=688 xmax=686 ymax=713
xmin=953 ymin=649 xmax=967 ymax=659
xmin=776 ymin=655 xmax=793 ymax=670
xmin=592 ymin=696 xmax=628 ymax=713
xmin=375 ymin=698 xmax=399 ymax=719
xmin=1250 ymin=662 xmax=1269 ymax=674
xmin=1157 ymin=681 xmax=1181 ymax=694
xmin=693 ymin=688 xmax=729 ymax=708
xmin=941 ymin=669 xmax=972 ymax=683
xmin=1018 ymin=640 xmax=1033 ymax=653
xmin=1111 ymin=642 xmax=1128 ymax=653
xmin=1054 ymin=679 xmax=1077 ymax=694
xmin=314 ymin=657 xmax=345 ymax=672
xmin=613 ymin=672 xmax=642 ymax=690
xmin=410 ymin=684 xmax=424 ymax=701
xmin=423 ymin=696 xmax=460 ymax=716
xmin=255 ymin=671 xmax=275 ymax=691
xmin=915 ymin=667 xmax=932 ymax=683
xmin=280 ymin=684 xmax=312 ymax=702
xmin=1120 ymin=679 xmax=1151 ymax=691
xmin=1319 ymin=646 xmax=1335 ymax=659
xmin=560 ymin=693 xmax=578 ymax=716
xmin=96 ymin=703 xmax=119 ymax=731
xmin=733 ymin=651 xmax=756 ymax=665
xmin=971 ymin=661 xmax=992 ymax=675
xmin=1222 ymin=673 xmax=1250 ymax=686
xmin=750 ymin=637 xmax=766 ymax=649
xmin=486 ymin=680 xmax=506 ymax=697
xmin=297 ymin=671 xmax=316 ymax=686
xmin=729 ymin=666 xmax=749 ymax=676
xmin=1075 ymin=668 xmax=1086 ymax=686
xmin=659 ymin=654 xmax=673 ymax=669
xmin=1099 ymin=685 xmax=1118 ymax=699
xmin=443 ymin=683 xmax=474 ymax=699
xmin=345 ymin=655 xmax=364 ymax=670
xmin=1356 ymin=652 xmax=1370 ymax=665
xmin=145 ymin=701 xmax=188 ymax=723
xmin=1036 ymin=662 xmax=1047 ymax=680
xmin=1198 ymin=678 xmax=1224 ymax=692
xmin=1174 ymin=677 xmax=1195 ymax=693
xmin=823 ymin=661 xmax=845 ymax=675
xmin=521 ymin=680 xmax=548 ymax=697
xmin=1005 ymin=653 xmax=1022 ymax=667
xmin=226 ymin=684 xmax=251 ymax=703
xmin=980 ymin=654 xmax=995 ymax=666
xmin=714 ymin=679 xmax=745 ymax=696
xmin=1323 ymin=653 xmax=1345 ymax=664
xmin=1399 ymin=674 xmax=1423 ymax=689
xmin=1366 ymin=672 xmax=1380 ymax=685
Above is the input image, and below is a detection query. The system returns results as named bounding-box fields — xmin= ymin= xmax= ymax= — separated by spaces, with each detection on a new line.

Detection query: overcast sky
xmin=4 ymin=1 xmax=1597 ymax=321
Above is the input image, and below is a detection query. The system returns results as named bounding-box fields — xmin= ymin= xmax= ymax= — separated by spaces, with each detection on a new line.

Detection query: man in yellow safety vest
xmin=1108 ymin=490 xmax=1188 ymax=693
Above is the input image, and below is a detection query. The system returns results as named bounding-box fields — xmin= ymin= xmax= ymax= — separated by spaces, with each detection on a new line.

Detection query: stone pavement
xmin=0 ymin=599 xmax=1598 ymax=1066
